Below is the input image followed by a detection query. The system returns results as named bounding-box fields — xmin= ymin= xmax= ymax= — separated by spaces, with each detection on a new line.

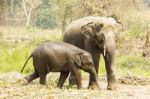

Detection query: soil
xmin=0 ymin=72 xmax=150 ymax=99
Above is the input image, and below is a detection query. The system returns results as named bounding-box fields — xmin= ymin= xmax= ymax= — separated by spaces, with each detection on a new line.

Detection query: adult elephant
xmin=63 ymin=16 xmax=123 ymax=90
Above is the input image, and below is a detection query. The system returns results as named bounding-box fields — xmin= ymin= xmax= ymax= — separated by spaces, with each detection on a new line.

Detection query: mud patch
xmin=118 ymin=73 xmax=150 ymax=85
xmin=0 ymin=72 xmax=150 ymax=99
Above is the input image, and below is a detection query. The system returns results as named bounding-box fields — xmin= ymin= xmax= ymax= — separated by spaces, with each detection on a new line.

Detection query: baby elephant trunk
xmin=89 ymin=67 xmax=100 ymax=90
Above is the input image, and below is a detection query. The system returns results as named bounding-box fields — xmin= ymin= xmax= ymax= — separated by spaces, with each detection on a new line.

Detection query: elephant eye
xmin=84 ymin=28 xmax=90 ymax=33
xmin=95 ymin=34 xmax=104 ymax=43
xmin=95 ymin=33 xmax=101 ymax=39
xmin=87 ymin=62 xmax=92 ymax=66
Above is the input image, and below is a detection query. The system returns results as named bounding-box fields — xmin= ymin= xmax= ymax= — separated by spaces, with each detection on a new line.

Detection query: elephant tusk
xmin=104 ymin=46 xmax=106 ymax=56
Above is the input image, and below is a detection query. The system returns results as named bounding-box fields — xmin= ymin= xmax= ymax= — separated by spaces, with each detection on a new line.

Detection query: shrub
xmin=36 ymin=5 xmax=57 ymax=29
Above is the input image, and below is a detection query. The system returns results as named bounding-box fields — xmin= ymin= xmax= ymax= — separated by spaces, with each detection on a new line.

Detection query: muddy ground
xmin=0 ymin=72 xmax=150 ymax=99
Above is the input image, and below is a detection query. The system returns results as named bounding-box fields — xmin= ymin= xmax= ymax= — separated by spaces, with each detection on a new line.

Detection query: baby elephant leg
xmin=57 ymin=71 xmax=69 ymax=88
xmin=39 ymin=72 xmax=47 ymax=84
xmin=71 ymin=69 xmax=82 ymax=89
xmin=37 ymin=67 xmax=47 ymax=85
xmin=35 ymin=61 xmax=48 ymax=85
xmin=69 ymin=72 xmax=76 ymax=85
xmin=24 ymin=72 xmax=39 ymax=84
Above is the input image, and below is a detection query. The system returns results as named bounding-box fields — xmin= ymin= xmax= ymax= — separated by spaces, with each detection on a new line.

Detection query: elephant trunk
xmin=90 ymin=67 xmax=100 ymax=90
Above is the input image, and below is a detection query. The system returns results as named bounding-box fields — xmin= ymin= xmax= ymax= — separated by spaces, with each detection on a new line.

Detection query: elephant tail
xmin=21 ymin=54 xmax=32 ymax=73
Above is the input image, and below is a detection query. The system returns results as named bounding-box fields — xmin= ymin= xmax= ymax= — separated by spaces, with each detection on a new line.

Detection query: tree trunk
xmin=26 ymin=7 xmax=33 ymax=27
xmin=21 ymin=0 xmax=33 ymax=27
xmin=142 ymin=31 xmax=150 ymax=61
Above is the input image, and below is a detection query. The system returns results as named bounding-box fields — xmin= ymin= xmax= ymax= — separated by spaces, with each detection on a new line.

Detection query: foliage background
xmin=0 ymin=0 xmax=150 ymax=76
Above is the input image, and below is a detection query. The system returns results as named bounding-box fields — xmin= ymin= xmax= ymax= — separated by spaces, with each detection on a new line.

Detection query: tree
xmin=142 ymin=31 xmax=150 ymax=61
xmin=35 ymin=0 xmax=57 ymax=29
xmin=49 ymin=0 xmax=77 ymax=31
xmin=18 ymin=0 xmax=42 ymax=27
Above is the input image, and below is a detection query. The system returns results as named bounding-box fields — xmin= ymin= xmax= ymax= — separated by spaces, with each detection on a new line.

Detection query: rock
xmin=0 ymin=71 xmax=24 ymax=83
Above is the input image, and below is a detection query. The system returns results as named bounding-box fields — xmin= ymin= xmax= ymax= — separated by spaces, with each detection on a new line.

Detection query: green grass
xmin=1 ymin=47 xmax=150 ymax=77
xmin=0 ymin=47 xmax=34 ymax=73
xmin=116 ymin=55 xmax=150 ymax=77
xmin=0 ymin=28 xmax=62 ymax=73
xmin=0 ymin=28 xmax=150 ymax=77
xmin=97 ymin=55 xmax=150 ymax=77
xmin=98 ymin=56 xmax=106 ymax=75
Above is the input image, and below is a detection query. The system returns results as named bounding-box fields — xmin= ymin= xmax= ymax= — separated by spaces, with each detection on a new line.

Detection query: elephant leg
xmin=71 ymin=69 xmax=82 ymax=89
xmin=24 ymin=67 xmax=39 ymax=84
xmin=88 ymin=53 xmax=100 ymax=89
xmin=39 ymin=73 xmax=47 ymax=84
xmin=57 ymin=71 xmax=69 ymax=88
xmin=104 ymin=51 xmax=116 ymax=90
xmin=68 ymin=72 xmax=77 ymax=85
xmin=33 ymin=58 xmax=47 ymax=85
xmin=25 ymin=71 xmax=39 ymax=84
xmin=38 ymin=67 xmax=47 ymax=85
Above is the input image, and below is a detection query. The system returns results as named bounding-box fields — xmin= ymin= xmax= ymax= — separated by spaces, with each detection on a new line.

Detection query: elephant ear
xmin=114 ymin=22 xmax=124 ymax=42
xmin=81 ymin=22 xmax=94 ymax=30
xmin=81 ymin=22 xmax=95 ymax=39
xmin=75 ymin=54 xmax=82 ymax=67
xmin=94 ymin=22 xmax=104 ymax=33
xmin=81 ymin=22 xmax=104 ymax=39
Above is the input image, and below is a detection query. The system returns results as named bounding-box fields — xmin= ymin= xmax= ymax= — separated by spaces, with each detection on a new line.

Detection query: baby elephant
xmin=21 ymin=42 xmax=99 ymax=89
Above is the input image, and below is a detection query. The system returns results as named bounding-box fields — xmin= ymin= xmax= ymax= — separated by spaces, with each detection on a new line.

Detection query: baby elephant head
xmin=81 ymin=22 xmax=106 ymax=49
xmin=74 ymin=52 xmax=95 ymax=73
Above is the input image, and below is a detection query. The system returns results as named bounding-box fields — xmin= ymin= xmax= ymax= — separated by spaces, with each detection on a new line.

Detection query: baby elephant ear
xmin=75 ymin=54 xmax=82 ymax=67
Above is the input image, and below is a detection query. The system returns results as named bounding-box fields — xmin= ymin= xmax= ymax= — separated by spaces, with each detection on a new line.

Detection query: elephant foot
xmin=17 ymin=78 xmax=29 ymax=85
xmin=88 ymin=82 xmax=101 ymax=90
xmin=57 ymin=86 xmax=62 ymax=89
xmin=107 ymin=83 xmax=117 ymax=90
xmin=40 ymin=81 xmax=46 ymax=85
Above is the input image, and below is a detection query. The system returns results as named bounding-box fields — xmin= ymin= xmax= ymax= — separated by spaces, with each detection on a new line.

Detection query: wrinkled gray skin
xmin=63 ymin=16 xmax=122 ymax=90
xmin=21 ymin=42 xmax=99 ymax=89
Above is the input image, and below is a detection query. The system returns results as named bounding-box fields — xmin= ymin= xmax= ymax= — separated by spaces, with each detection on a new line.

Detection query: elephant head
xmin=81 ymin=22 xmax=106 ymax=52
xmin=81 ymin=21 xmax=122 ymax=55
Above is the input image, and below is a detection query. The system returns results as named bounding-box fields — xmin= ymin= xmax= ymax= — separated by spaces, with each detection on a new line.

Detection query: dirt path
xmin=0 ymin=72 xmax=150 ymax=99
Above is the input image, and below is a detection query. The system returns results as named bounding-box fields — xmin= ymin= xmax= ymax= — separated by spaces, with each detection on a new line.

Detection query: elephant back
xmin=64 ymin=16 xmax=118 ymax=35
